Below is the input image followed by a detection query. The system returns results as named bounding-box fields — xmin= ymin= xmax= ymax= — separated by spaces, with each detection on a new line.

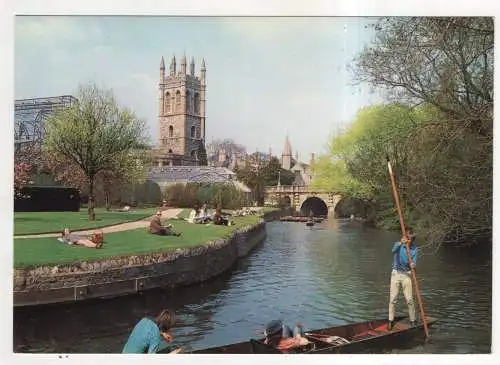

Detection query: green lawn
xmin=14 ymin=215 xmax=262 ymax=268
xmin=14 ymin=208 xmax=158 ymax=236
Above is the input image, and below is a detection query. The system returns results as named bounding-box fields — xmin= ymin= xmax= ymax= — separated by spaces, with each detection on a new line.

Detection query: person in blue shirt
xmin=122 ymin=309 xmax=182 ymax=354
xmin=388 ymin=230 xmax=418 ymax=330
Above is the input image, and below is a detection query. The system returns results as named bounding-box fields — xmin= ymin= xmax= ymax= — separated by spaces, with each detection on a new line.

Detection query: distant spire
xmin=283 ymin=134 xmax=292 ymax=156
xmin=180 ymin=52 xmax=187 ymax=74
xmin=170 ymin=54 xmax=176 ymax=74
xmin=190 ymin=57 xmax=195 ymax=76
xmin=200 ymin=58 xmax=206 ymax=84
xmin=160 ymin=56 xmax=165 ymax=70
xmin=309 ymin=153 xmax=315 ymax=166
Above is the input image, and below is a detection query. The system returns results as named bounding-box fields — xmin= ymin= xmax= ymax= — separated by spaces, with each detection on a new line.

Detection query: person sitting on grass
xmin=59 ymin=228 xmax=103 ymax=249
xmin=122 ymin=309 xmax=182 ymax=354
xmin=213 ymin=208 xmax=231 ymax=226
xmin=149 ymin=210 xmax=181 ymax=236
xmin=197 ymin=203 xmax=212 ymax=223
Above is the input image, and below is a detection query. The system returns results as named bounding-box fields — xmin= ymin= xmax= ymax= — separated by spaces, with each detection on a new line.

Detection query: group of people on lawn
xmin=58 ymin=203 xmax=234 ymax=247
xmin=149 ymin=204 xmax=233 ymax=236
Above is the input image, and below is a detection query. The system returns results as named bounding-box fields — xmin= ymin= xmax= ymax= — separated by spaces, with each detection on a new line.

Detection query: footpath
xmin=14 ymin=208 xmax=184 ymax=239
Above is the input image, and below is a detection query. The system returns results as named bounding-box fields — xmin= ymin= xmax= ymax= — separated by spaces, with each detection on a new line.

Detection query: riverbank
xmin=13 ymin=208 xmax=283 ymax=307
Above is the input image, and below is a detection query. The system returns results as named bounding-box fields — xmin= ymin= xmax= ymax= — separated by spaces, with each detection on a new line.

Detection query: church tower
xmin=281 ymin=134 xmax=292 ymax=170
xmin=154 ymin=54 xmax=207 ymax=166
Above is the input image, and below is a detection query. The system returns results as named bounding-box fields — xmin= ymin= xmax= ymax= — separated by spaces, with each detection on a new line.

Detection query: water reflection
xmin=13 ymin=221 xmax=491 ymax=353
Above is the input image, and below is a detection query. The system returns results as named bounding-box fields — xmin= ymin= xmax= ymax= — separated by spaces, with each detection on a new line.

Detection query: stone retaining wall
xmin=13 ymin=220 xmax=268 ymax=307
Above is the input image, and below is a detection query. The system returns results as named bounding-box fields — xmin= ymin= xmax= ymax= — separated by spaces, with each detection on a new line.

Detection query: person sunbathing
xmin=149 ymin=210 xmax=181 ymax=236
xmin=59 ymin=228 xmax=103 ymax=248
xmin=114 ymin=205 xmax=131 ymax=212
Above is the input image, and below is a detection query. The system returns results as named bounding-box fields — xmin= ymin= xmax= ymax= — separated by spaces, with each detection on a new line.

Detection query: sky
xmin=14 ymin=16 xmax=384 ymax=160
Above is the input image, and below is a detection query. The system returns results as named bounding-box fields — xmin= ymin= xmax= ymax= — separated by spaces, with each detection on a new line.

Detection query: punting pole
xmin=387 ymin=156 xmax=429 ymax=339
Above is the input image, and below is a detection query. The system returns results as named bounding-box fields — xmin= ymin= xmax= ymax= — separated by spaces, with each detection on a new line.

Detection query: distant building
xmin=147 ymin=166 xmax=251 ymax=193
xmin=280 ymin=134 xmax=315 ymax=186
xmin=152 ymin=54 xmax=207 ymax=166
xmin=148 ymin=54 xmax=251 ymax=196
xmin=14 ymin=95 xmax=78 ymax=164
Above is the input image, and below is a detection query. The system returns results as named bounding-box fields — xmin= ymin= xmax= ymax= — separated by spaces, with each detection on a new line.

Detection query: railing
xmin=264 ymin=185 xmax=339 ymax=194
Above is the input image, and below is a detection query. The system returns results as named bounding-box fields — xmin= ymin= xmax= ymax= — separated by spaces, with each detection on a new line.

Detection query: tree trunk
xmin=105 ymin=190 xmax=111 ymax=211
xmin=88 ymin=176 xmax=96 ymax=220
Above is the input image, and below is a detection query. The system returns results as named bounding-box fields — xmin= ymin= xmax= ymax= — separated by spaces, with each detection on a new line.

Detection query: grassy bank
xmin=14 ymin=208 xmax=158 ymax=236
xmin=14 ymin=215 xmax=262 ymax=269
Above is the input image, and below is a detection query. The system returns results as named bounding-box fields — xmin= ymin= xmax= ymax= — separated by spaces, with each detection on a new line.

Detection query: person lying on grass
xmin=149 ymin=210 xmax=182 ymax=236
xmin=58 ymin=228 xmax=104 ymax=248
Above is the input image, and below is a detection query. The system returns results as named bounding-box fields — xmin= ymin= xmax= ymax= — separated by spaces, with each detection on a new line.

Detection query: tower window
xmin=168 ymin=125 xmax=173 ymax=138
xmin=165 ymin=92 xmax=171 ymax=113
xmin=175 ymin=90 xmax=181 ymax=112
xmin=168 ymin=149 xmax=173 ymax=153
xmin=194 ymin=93 xmax=200 ymax=114
xmin=191 ymin=126 xmax=196 ymax=138
xmin=186 ymin=90 xmax=191 ymax=112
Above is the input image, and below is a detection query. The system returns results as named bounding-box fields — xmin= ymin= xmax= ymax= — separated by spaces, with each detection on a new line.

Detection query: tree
xmin=261 ymin=157 xmax=294 ymax=186
xmin=350 ymin=17 xmax=493 ymax=245
xmin=196 ymin=140 xmax=208 ymax=166
xmin=43 ymin=83 xmax=149 ymax=220
xmin=206 ymin=138 xmax=247 ymax=165
xmin=97 ymin=149 xmax=151 ymax=210
xmin=354 ymin=17 xmax=493 ymax=126
xmin=14 ymin=163 xmax=33 ymax=197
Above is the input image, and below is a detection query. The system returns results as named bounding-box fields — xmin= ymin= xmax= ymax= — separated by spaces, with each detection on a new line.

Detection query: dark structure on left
xmin=14 ymin=95 xmax=78 ymax=164
xmin=14 ymin=96 xmax=80 ymax=212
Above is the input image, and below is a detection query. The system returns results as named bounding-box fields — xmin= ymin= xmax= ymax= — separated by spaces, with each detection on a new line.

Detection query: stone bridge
xmin=264 ymin=185 xmax=342 ymax=216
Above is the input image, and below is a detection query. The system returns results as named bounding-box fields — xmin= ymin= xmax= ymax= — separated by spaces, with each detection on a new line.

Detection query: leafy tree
xmin=97 ymin=149 xmax=151 ymax=210
xmin=43 ymin=83 xmax=149 ymax=220
xmin=350 ymin=17 xmax=493 ymax=245
xmin=261 ymin=157 xmax=295 ymax=186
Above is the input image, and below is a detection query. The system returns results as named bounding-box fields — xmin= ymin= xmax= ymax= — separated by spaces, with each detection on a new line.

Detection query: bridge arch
xmin=300 ymin=196 xmax=328 ymax=216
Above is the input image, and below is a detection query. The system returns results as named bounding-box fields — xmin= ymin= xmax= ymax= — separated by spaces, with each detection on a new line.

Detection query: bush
xmin=164 ymin=183 xmax=246 ymax=210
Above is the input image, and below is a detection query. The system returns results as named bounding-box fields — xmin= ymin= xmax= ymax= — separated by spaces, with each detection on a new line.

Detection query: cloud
xmin=219 ymin=17 xmax=353 ymax=44
xmin=15 ymin=16 xmax=102 ymax=47
xmin=113 ymin=72 xmax=158 ymax=141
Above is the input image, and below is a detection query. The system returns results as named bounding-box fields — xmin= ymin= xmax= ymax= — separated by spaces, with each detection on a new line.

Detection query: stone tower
xmin=281 ymin=134 xmax=292 ymax=170
xmin=154 ymin=53 xmax=207 ymax=166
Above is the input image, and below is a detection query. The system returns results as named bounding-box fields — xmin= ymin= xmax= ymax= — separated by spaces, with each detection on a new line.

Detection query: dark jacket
xmin=149 ymin=216 xmax=164 ymax=234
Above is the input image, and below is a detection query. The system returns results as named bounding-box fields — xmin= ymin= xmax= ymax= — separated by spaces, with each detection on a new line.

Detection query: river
xmin=13 ymin=219 xmax=492 ymax=353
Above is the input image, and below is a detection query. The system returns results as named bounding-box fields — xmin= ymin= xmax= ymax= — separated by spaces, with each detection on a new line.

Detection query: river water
xmin=13 ymin=219 xmax=492 ymax=354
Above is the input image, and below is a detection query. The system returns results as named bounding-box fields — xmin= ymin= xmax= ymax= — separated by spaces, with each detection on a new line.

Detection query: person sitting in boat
xmin=263 ymin=320 xmax=309 ymax=352
xmin=388 ymin=230 xmax=418 ymax=330
xmin=149 ymin=210 xmax=181 ymax=236
xmin=122 ymin=309 xmax=182 ymax=354
xmin=59 ymin=228 xmax=103 ymax=248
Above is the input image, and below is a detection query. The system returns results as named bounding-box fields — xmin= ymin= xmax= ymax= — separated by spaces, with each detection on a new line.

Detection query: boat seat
xmin=250 ymin=339 xmax=281 ymax=354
